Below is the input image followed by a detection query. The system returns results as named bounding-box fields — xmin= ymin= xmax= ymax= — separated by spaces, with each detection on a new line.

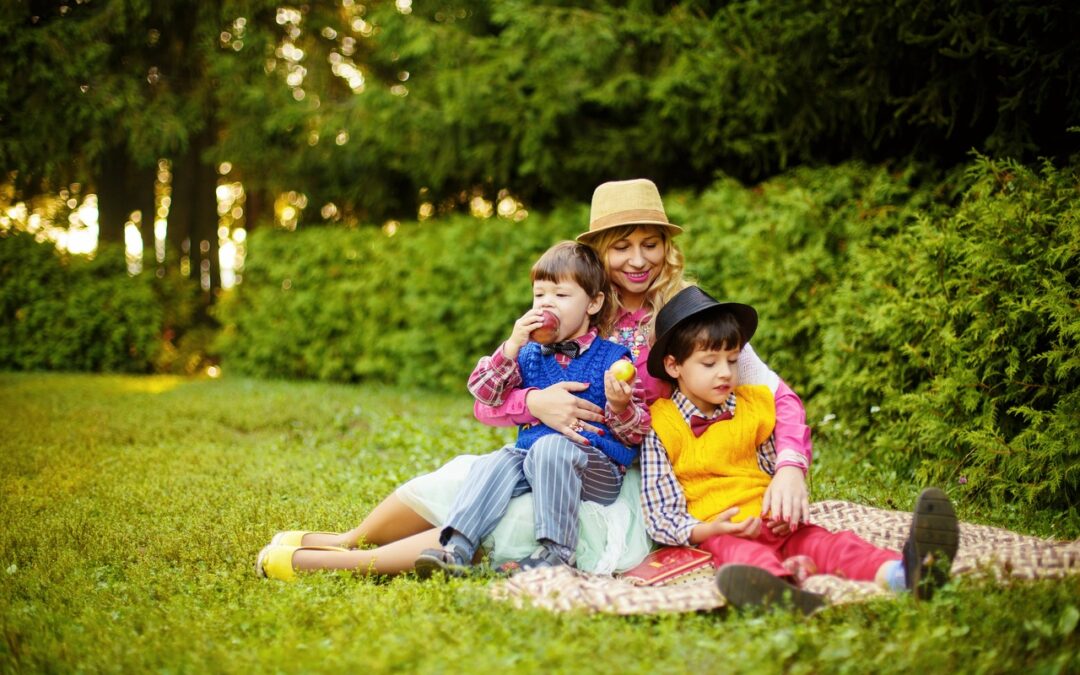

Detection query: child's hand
xmin=503 ymin=309 xmax=546 ymax=359
xmin=765 ymin=518 xmax=792 ymax=537
xmin=761 ymin=466 xmax=810 ymax=527
xmin=692 ymin=507 xmax=762 ymax=543
xmin=603 ymin=362 xmax=633 ymax=414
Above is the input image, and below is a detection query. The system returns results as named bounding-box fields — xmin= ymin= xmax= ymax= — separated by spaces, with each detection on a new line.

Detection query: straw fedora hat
xmin=646 ymin=286 xmax=758 ymax=379
xmin=577 ymin=178 xmax=683 ymax=242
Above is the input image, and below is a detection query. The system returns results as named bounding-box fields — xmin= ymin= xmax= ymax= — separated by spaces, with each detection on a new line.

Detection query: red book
xmin=620 ymin=546 xmax=714 ymax=586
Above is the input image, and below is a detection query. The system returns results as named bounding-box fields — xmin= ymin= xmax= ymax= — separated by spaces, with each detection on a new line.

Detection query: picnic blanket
xmin=490 ymin=500 xmax=1080 ymax=615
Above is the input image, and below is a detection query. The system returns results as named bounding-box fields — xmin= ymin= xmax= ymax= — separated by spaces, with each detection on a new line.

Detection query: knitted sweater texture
xmin=650 ymin=385 xmax=775 ymax=522
xmin=516 ymin=339 xmax=637 ymax=466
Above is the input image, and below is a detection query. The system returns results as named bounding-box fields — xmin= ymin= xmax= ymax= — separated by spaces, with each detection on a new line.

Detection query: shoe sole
xmin=255 ymin=545 xmax=272 ymax=579
xmin=908 ymin=487 xmax=960 ymax=600
xmin=716 ymin=564 xmax=826 ymax=616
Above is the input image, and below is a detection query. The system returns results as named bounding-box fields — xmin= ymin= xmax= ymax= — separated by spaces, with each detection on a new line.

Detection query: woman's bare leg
xmin=291 ymin=528 xmax=442 ymax=575
xmin=299 ymin=493 xmax=436 ymax=548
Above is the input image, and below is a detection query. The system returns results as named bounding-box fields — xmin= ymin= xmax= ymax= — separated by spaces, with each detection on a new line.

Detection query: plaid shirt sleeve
xmin=466 ymin=342 xmax=523 ymax=405
xmin=640 ymin=428 xmax=699 ymax=546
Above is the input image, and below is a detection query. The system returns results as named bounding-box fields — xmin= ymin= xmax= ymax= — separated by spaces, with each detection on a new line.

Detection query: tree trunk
xmin=168 ymin=125 xmax=219 ymax=297
xmin=192 ymin=134 xmax=220 ymax=296
xmin=167 ymin=148 xmax=195 ymax=266
xmin=96 ymin=144 xmax=130 ymax=244
xmin=244 ymin=186 xmax=270 ymax=230
xmin=97 ymin=144 xmax=157 ymax=263
xmin=134 ymin=162 xmax=157 ymax=264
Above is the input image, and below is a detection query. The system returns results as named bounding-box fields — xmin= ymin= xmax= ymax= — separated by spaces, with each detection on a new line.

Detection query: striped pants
xmin=440 ymin=434 xmax=624 ymax=556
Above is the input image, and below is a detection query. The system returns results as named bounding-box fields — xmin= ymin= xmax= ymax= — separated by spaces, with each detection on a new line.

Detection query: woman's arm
xmin=738 ymin=343 xmax=812 ymax=472
xmin=474 ymin=383 xmax=607 ymax=445
xmin=473 ymin=388 xmax=538 ymax=427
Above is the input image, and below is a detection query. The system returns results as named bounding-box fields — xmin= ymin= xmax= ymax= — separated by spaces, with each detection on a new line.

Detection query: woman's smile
xmin=622 ymin=270 xmax=652 ymax=285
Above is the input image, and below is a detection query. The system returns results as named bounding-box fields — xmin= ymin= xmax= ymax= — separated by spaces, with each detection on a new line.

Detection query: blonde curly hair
xmin=585 ymin=224 xmax=692 ymax=338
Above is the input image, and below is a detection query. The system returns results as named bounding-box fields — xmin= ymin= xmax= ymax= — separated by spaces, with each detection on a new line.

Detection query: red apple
xmin=611 ymin=360 xmax=636 ymax=383
xmin=530 ymin=310 xmax=560 ymax=345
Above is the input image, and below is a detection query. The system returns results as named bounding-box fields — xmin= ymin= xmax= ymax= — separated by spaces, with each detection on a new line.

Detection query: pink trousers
xmin=700 ymin=523 xmax=900 ymax=581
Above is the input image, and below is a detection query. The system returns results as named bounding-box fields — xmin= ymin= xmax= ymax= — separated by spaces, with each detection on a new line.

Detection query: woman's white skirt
xmin=395 ymin=451 xmax=652 ymax=574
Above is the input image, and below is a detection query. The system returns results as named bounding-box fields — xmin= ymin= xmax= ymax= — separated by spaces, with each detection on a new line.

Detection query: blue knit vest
xmin=515 ymin=338 xmax=638 ymax=467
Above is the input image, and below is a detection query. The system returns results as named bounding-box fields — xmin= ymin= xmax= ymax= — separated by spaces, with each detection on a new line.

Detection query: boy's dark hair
xmin=658 ymin=309 xmax=744 ymax=384
xmin=531 ymin=241 xmax=612 ymax=328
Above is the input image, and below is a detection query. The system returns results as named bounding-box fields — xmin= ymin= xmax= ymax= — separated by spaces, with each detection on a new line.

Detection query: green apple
xmin=611 ymin=360 xmax=636 ymax=383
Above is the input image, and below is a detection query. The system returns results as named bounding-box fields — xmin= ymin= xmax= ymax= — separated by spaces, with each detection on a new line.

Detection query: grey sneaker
xmin=499 ymin=543 xmax=575 ymax=576
xmin=716 ymin=564 xmax=826 ymax=616
xmin=903 ymin=487 xmax=960 ymax=600
xmin=415 ymin=545 xmax=472 ymax=580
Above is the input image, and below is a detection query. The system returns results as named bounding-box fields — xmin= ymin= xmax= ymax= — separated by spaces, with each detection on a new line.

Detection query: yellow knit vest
xmin=650 ymin=385 xmax=775 ymax=523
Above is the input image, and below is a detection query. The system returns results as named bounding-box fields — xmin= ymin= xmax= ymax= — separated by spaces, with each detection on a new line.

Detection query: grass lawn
xmin=1 ymin=372 xmax=1077 ymax=673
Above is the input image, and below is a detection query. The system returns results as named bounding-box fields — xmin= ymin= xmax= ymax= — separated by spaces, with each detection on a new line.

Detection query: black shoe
xmin=903 ymin=487 xmax=960 ymax=600
xmin=415 ymin=545 xmax=471 ymax=580
xmin=716 ymin=564 xmax=826 ymax=616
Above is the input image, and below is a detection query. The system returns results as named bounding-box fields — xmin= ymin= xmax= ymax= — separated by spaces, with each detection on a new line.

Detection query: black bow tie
xmin=540 ymin=340 xmax=581 ymax=359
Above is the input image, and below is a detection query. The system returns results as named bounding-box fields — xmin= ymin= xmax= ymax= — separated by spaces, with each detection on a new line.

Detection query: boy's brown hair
xmin=657 ymin=310 xmax=746 ymax=384
xmin=531 ymin=241 xmax=612 ymax=330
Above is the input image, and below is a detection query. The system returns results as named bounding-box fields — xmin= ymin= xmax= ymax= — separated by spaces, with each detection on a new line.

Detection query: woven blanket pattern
xmin=490 ymin=500 xmax=1080 ymax=615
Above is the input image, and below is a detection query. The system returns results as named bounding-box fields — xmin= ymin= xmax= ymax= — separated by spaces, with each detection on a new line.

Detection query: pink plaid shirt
xmin=466 ymin=327 xmax=650 ymax=445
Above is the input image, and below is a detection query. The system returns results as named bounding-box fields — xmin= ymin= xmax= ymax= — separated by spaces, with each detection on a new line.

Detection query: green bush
xmin=679 ymin=162 xmax=937 ymax=397
xmin=0 ymin=230 xmax=67 ymax=369
xmin=215 ymin=209 xmax=585 ymax=390
xmin=0 ymin=232 xmax=204 ymax=373
xmin=816 ymin=157 xmax=1080 ymax=507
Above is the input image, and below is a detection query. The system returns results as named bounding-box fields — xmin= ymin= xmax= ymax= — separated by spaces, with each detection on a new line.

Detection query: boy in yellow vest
xmin=641 ymin=286 xmax=960 ymax=613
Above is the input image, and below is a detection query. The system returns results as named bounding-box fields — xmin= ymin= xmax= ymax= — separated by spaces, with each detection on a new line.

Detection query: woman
xmin=256 ymin=179 xmax=811 ymax=581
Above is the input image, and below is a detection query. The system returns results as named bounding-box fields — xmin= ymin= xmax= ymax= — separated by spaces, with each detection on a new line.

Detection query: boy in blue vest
xmin=416 ymin=241 xmax=650 ymax=577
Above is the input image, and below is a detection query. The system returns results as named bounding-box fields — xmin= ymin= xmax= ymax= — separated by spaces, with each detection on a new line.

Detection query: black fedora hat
xmin=646 ymin=286 xmax=758 ymax=379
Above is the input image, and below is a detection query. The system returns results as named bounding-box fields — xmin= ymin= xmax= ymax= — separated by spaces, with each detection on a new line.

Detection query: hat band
xmin=590 ymin=208 xmax=669 ymax=231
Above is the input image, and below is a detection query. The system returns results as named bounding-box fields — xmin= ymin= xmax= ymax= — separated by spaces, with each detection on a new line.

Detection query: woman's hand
xmin=525 ymin=382 xmax=605 ymax=445
xmin=761 ymin=466 xmax=810 ymax=527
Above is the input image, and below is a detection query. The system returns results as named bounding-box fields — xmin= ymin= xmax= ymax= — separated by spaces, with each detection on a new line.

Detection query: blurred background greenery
xmin=0 ymin=1 xmax=1077 ymax=511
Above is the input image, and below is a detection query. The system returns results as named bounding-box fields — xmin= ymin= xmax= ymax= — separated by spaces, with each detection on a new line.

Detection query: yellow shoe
xmin=270 ymin=530 xmax=343 ymax=547
xmin=256 ymin=544 xmax=300 ymax=581
xmin=255 ymin=544 xmax=347 ymax=581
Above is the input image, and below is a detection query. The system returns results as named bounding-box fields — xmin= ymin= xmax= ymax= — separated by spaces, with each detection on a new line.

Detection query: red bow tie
xmin=689 ymin=411 xmax=733 ymax=437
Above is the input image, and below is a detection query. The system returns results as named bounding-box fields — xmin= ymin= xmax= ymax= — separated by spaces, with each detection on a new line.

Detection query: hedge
xmin=213 ymin=208 xmax=586 ymax=391
xmin=814 ymin=157 xmax=1080 ymax=506
xmin=0 ymin=233 xmax=204 ymax=373
xmin=217 ymin=157 xmax=1079 ymax=508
